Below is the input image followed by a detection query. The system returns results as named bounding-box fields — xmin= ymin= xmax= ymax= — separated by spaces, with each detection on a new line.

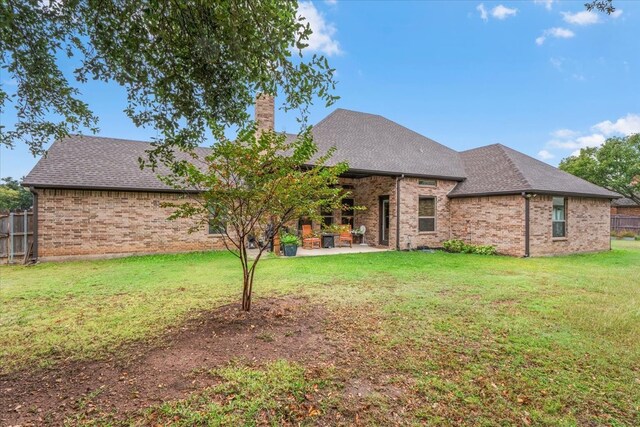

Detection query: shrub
xmin=442 ymin=239 xmax=467 ymax=253
xmin=620 ymin=230 xmax=637 ymax=238
xmin=442 ymin=239 xmax=497 ymax=255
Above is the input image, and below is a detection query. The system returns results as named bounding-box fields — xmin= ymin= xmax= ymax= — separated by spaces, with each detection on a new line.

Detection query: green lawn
xmin=1 ymin=241 xmax=639 ymax=425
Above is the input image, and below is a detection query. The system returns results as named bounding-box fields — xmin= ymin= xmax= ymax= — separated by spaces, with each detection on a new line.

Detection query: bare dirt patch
xmin=0 ymin=296 xmax=343 ymax=426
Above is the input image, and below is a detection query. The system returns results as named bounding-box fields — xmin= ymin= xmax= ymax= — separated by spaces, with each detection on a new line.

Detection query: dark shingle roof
xmin=612 ymin=197 xmax=638 ymax=207
xmin=309 ymin=109 xmax=466 ymax=180
xmin=23 ymin=115 xmax=619 ymax=201
xmin=23 ymin=135 xmax=208 ymax=192
xmin=449 ymin=144 xmax=620 ymax=199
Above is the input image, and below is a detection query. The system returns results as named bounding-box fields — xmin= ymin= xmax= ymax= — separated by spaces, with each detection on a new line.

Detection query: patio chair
xmin=301 ymin=224 xmax=321 ymax=249
xmin=338 ymin=225 xmax=353 ymax=248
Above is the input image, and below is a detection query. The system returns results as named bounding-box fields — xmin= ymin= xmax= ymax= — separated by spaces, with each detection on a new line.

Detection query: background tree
xmin=162 ymin=127 xmax=349 ymax=311
xmin=585 ymin=0 xmax=616 ymax=15
xmin=559 ymin=134 xmax=640 ymax=204
xmin=1 ymin=0 xmax=337 ymax=159
xmin=0 ymin=177 xmax=33 ymax=211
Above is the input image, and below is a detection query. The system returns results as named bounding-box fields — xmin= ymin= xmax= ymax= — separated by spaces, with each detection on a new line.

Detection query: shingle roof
xmin=449 ymin=144 xmax=620 ymax=199
xmin=23 ymin=115 xmax=619 ymax=200
xmin=612 ymin=197 xmax=639 ymax=207
xmin=23 ymin=135 xmax=208 ymax=192
xmin=309 ymin=109 xmax=466 ymax=180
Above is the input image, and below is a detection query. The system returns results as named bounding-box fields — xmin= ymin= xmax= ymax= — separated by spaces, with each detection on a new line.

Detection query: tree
xmin=585 ymin=0 xmax=616 ymax=15
xmin=162 ymin=127 xmax=349 ymax=311
xmin=559 ymin=134 xmax=640 ymax=204
xmin=0 ymin=177 xmax=33 ymax=211
xmin=1 ymin=1 xmax=337 ymax=158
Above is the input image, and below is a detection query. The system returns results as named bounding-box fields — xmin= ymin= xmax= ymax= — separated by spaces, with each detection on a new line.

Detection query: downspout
xmin=522 ymin=192 xmax=530 ymax=257
xmin=29 ymin=187 xmax=39 ymax=261
xmin=396 ymin=174 xmax=404 ymax=250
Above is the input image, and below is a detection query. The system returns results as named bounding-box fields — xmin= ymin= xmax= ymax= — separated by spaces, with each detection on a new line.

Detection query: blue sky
xmin=2 ymin=0 xmax=639 ymax=179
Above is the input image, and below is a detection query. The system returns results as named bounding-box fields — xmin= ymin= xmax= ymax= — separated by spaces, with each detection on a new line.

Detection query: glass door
xmin=379 ymin=196 xmax=390 ymax=246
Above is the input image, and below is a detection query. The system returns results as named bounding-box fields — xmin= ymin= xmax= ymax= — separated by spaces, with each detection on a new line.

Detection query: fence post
xmin=8 ymin=213 xmax=14 ymax=264
xmin=23 ymin=210 xmax=28 ymax=259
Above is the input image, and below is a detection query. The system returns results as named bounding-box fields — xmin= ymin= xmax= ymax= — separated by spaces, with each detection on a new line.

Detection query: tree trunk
xmin=242 ymin=273 xmax=252 ymax=311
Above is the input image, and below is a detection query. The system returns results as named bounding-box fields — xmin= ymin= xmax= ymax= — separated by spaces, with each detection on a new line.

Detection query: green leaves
xmin=0 ymin=177 xmax=33 ymax=211
xmin=559 ymin=134 xmax=640 ymax=204
xmin=2 ymin=1 xmax=337 ymax=156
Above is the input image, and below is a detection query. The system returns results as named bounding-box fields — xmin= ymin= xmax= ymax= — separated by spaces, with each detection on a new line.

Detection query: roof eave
xmin=302 ymin=164 xmax=466 ymax=181
xmin=25 ymin=184 xmax=200 ymax=194
xmin=448 ymin=189 xmax=621 ymax=199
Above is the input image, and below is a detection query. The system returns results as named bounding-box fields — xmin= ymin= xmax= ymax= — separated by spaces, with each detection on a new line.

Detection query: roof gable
xmin=310 ymin=109 xmax=466 ymax=180
xmin=449 ymin=144 xmax=619 ymax=199
xmin=23 ymin=135 xmax=207 ymax=192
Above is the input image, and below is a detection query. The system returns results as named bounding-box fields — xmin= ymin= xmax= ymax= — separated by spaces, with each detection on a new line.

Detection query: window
xmin=418 ymin=197 xmax=436 ymax=232
xmin=321 ymin=206 xmax=334 ymax=227
xmin=341 ymin=198 xmax=355 ymax=228
xmin=208 ymin=208 xmax=226 ymax=235
xmin=552 ymin=197 xmax=566 ymax=238
xmin=418 ymin=179 xmax=437 ymax=187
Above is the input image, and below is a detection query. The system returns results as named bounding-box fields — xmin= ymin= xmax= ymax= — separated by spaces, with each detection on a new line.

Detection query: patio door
xmin=379 ymin=196 xmax=390 ymax=246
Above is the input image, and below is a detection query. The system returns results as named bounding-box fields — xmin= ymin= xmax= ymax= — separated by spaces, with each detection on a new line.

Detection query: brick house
xmin=611 ymin=197 xmax=640 ymax=216
xmin=23 ymin=98 xmax=619 ymax=260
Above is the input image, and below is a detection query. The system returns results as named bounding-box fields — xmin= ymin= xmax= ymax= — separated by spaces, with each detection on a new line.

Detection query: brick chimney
xmin=255 ymin=93 xmax=274 ymax=134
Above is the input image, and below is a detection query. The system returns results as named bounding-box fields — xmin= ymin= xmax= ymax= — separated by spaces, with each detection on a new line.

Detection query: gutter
xmin=449 ymin=189 xmax=620 ymax=200
xmin=396 ymin=174 xmax=404 ymax=250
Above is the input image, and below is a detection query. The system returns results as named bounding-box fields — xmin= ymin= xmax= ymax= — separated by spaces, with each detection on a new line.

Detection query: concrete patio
xmin=295 ymin=245 xmax=389 ymax=257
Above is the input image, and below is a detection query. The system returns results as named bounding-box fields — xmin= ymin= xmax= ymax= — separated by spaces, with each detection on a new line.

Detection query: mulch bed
xmin=0 ymin=296 xmax=347 ymax=426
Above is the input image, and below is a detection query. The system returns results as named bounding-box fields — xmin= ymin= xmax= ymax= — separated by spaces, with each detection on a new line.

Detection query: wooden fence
xmin=0 ymin=210 xmax=35 ymax=264
xmin=611 ymin=214 xmax=640 ymax=234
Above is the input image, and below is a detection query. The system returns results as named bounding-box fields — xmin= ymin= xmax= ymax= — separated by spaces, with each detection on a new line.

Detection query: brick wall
xmin=343 ymin=176 xmax=397 ymax=247
xmin=611 ymin=206 xmax=640 ymax=216
xmin=450 ymin=195 xmax=526 ymax=256
xmin=36 ymin=189 xmax=225 ymax=259
xmin=397 ymin=178 xmax=457 ymax=250
xmin=528 ymin=195 xmax=610 ymax=256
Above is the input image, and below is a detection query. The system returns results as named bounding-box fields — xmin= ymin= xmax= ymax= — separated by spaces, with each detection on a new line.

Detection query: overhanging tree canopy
xmin=1 ymin=0 xmax=337 ymax=158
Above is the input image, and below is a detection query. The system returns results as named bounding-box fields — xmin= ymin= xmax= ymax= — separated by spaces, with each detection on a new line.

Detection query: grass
xmin=1 ymin=241 xmax=639 ymax=425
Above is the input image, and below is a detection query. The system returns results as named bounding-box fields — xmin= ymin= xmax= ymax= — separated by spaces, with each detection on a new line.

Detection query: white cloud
xmin=542 ymin=113 xmax=640 ymax=160
xmin=477 ymin=3 xmax=488 ymax=22
xmin=491 ymin=4 xmax=518 ymax=20
xmin=552 ymin=128 xmax=578 ymax=139
xmin=534 ymin=0 xmax=554 ymax=10
xmin=611 ymin=9 xmax=623 ymax=19
xmin=297 ymin=1 xmax=342 ymax=56
xmin=536 ymin=27 xmax=575 ymax=45
xmin=562 ymin=10 xmax=600 ymax=26
xmin=593 ymin=114 xmax=640 ymax=136
xmin=538 ymin=150 xmax=554 ymax=160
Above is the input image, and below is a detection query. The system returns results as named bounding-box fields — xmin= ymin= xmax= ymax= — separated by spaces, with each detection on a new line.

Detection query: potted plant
xmin=280 ymin=233 xmax=301 ymax=257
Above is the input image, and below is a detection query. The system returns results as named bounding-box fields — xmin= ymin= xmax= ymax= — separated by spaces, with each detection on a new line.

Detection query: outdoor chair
xmin=301 ymin=224 xmax=321 ymax=249
xmin=338 ymin=225 xmax=353 ymax=247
